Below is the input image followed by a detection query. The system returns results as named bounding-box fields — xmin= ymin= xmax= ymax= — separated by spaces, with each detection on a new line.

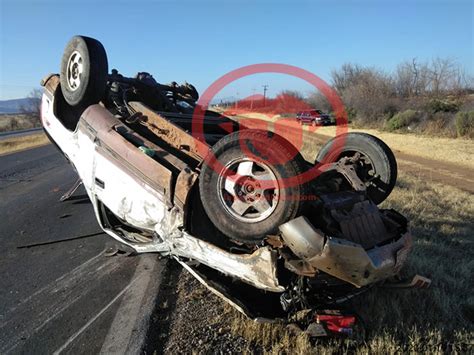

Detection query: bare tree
xmin=20 ymin=88 xmax=42 ymax=117
xmin=395 ymin=58 xmax=431 ymax=97
xmin=306 ymin=91 xmax=331 ymax=112
xmin=331 ymin=63 xmax=364 ymax=92
xmin=428 ymin=57 xmax=469 ymax=96
xmin=330 ymin=63 xmax=397 ymax=122
xmin=278 ymin=90 xmax=304 ymax=100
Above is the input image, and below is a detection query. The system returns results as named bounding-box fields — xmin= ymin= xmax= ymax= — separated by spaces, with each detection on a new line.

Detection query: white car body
xmin=41 ymin=75 xmax=283 ymax=294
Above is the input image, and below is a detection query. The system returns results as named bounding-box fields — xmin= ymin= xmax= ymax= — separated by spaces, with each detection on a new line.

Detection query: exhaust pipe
xmin=279 ymin=216 xmax=326 ymax=260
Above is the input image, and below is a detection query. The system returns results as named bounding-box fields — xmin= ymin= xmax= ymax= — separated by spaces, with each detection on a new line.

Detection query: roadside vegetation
xmin=230 ymin=111 xmax=474 ymax=169
xmin=309 ymin=58 xmax=474 ymax=138
xmin=0 ymin=89 xmax=42 ymax=133
xmin=218 ymin=57 xmax=474 ymax=139
xmin=0 ymin=114 xmax=41 ymax=132
xmin=0 ymin=133 xmax=50 ymax=155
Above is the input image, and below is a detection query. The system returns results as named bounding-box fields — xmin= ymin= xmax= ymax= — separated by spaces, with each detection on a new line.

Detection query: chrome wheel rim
xmin=217 ymin=158 xmax=280 ymax=223
xmin=66 ymin=51 xmax=83 ymax=91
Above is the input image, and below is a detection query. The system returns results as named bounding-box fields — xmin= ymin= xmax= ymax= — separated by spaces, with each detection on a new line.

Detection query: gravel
xmin=146 ymin=262 xmax=263 ymax=354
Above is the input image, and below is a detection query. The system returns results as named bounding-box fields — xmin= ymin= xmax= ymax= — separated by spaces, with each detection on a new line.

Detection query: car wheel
xmin=199 ymin=129 xmax=308 ymax=242
xmin=60 ymin=36 xmax=108 ymax=107
xmin=315 ymin=132 xmax=397 ymax=204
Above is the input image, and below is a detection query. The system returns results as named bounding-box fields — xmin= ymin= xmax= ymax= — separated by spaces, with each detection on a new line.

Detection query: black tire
xmin=60 ymin=36 xmax=108 ymax=107
xmin=315 ymin=132 xmax=397 ymax=204
xmin=199 ymin=129 xmax=308 ymax=242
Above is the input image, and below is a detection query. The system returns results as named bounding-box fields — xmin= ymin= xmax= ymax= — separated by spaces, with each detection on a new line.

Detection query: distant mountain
xmin=0 ymin=98 xmax=40 ymax=114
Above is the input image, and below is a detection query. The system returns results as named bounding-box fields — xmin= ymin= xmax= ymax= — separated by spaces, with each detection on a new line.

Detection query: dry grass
xmin=227 ymin=173 xmax=474 ymax=353
xmin=317 ymin=126 xmax=474 ymax=169
xmin=0 ymin=114 xmax=41 ymax=132
xmin=226 ymin=111 xmax=474 ymax=169
xmin=0 ymin=133 xmax=50 ymax=155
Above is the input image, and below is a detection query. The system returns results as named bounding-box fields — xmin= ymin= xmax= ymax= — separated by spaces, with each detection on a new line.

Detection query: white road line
xmin=1 ymin=256 xmax=121 ymax=354
xmin=5 ymin=252 xmax=104 ymax=315
xmin=54 ymin=255 xmax=160 ymax=355
xmin=99 ymin=255 xmax=159 ymax=354
xmin=53 ymin=281 xmax=134 ymax=355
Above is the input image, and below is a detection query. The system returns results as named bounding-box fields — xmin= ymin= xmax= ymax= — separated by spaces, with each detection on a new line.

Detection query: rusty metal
xmin=128 ymin=101 xmax=207 ymax=160
xmin=174 ymin=167 xmax=198 ymax=210
xmin=59 ymin=178 xmax=83 ymax=202
xmin=330 ymin=157 xmax=367 ymax=191
xmin=41 ymin=74 xmax=60 ymax=100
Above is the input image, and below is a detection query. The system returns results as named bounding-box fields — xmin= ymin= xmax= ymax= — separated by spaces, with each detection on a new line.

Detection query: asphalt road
xmin=0 ymin=145 xmax=164 ymax=354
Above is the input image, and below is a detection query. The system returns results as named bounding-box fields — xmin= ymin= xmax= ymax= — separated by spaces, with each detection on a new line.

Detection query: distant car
xmin=296 ymin=109 xmax=332 ymax=126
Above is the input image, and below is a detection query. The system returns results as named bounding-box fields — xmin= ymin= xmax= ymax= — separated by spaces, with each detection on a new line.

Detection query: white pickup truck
xmin=40 ymin=36 xmax=426 ymax=333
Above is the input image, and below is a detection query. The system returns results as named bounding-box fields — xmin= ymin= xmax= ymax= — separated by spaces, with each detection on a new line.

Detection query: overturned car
xmin=41 ymin=36 xmax=425 ymax=333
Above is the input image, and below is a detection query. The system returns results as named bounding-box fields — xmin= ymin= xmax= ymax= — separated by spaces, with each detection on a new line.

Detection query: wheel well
xmin=53 ymin=83 xmax=85 ymax=131
xmin=185 ymin=183 xmax=250 ymax=251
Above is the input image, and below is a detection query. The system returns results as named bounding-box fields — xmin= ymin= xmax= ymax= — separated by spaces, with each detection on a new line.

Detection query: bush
xmin=345 ymin=107 xmax=357 ymax=123
xmin=427 ymin=98 xmax=459 ymax=113
xmin=386 ymin=109 xmax=418 ymax=131
xmin=455 ymin=111 xmax=474 ymax=137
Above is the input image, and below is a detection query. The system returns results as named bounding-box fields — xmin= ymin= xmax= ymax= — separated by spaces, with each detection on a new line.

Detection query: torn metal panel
xmin=92 ymin=200 xmax=284 ymax=293
xmin=169 ymin=231 xmax=284 ymax=292
xmin=112 ymin=228 xmax=285 ymax=292
xmin=177 ymin=260 xmax=251 ymax=318
xmin=280 ymin=216 xmax=412 ymax=287
xmin=309 ymin=232 xmax=412 ymax=287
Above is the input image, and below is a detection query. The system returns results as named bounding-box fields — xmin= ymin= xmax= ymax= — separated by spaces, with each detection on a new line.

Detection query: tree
xmin=331 ymin=63 xmax=364 ymax=93
xmin=330 ymin=63 xmax=397 ymax=122
xmin=395 ymin=58 xmax=430 ymax=97
xmin=306 ymin=92 xmax=331 ymax=112
xmin=20 ymin=88 xmax=42 ymax=117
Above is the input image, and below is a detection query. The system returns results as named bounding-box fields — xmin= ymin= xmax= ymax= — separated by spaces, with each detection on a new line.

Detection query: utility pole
xmin=262 ymin=85 xmax=268 ymax=107
xmin=250 ymin=87 xmax=256 ymax=110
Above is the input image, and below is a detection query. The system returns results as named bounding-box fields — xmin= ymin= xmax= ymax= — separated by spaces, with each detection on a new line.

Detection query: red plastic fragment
xmin=316 ymin=314 xmax=356 ymax=335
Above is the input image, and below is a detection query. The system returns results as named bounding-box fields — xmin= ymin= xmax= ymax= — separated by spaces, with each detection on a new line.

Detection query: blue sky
xmin=0 ymin=0 xmax=472 ymax=100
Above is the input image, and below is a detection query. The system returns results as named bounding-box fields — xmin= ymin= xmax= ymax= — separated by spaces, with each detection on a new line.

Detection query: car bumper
xmin=309 ymin=232 xmax=412 ymax=287
xmin=280 ymin=216 xmax=412 ymax=288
